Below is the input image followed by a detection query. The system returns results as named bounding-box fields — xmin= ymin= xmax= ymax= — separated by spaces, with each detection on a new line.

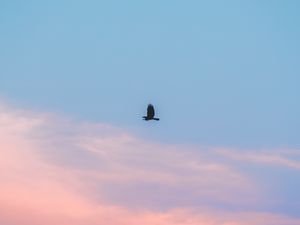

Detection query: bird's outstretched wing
xmin=147 ymin=104 xmax=155 ymax=119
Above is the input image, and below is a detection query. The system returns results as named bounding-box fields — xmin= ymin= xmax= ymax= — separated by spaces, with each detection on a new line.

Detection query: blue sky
xmin=1 ymin=1 xmax=299 ymax=148
xmin=1 ymin=1 xmax=300 ymax=224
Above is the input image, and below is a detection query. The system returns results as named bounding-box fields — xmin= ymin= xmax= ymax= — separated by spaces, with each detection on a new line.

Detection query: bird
xmin=143 ymin=104 xmax=160 ymax=121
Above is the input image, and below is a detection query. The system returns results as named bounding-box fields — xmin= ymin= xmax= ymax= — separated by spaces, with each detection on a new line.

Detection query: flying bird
xmin=143 ymin=104 xmax=160 ymax=121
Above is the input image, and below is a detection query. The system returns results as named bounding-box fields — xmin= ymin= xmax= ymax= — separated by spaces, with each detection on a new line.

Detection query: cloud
xmin=0 ymin=101 xmax=299 ymax=225
xmin=216 ymin=148 xmax=300 ymax=170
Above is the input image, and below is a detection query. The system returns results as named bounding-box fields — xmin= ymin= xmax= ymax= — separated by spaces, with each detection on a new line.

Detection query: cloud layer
xmin=0 ymin=102 xmax=299 ymax=225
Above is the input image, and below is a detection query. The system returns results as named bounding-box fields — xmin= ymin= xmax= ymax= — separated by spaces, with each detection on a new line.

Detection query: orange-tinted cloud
xmin=0 ymin=102 xmax=299 ymax=225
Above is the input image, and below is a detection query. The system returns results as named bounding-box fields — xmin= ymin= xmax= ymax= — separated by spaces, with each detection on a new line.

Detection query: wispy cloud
xmin=216 ymin=148 xmax=300 ymax=170
xmin=0 ymin=101 xmax=299 ymax=225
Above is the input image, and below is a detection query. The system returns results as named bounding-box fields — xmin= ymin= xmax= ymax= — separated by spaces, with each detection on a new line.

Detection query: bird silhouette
xmin=143 ymin=104 xmax=160 ymax=121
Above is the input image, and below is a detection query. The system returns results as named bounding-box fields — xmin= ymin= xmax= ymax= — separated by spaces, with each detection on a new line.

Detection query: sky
xmin=0 ymin=1 xmax=300 ymax=224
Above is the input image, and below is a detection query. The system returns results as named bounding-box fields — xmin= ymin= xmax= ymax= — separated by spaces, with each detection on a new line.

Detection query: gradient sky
xmin=1 ymin=1 xmax=300 ymax=225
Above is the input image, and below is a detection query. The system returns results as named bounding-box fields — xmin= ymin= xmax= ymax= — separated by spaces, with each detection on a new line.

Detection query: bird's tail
xmin=153 ymin=118 xmax=160 ymax=121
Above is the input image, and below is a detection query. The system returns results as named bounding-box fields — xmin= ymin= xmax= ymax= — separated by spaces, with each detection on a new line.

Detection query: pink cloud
xmin=0 ymin=102 xmax=299 ymax=225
